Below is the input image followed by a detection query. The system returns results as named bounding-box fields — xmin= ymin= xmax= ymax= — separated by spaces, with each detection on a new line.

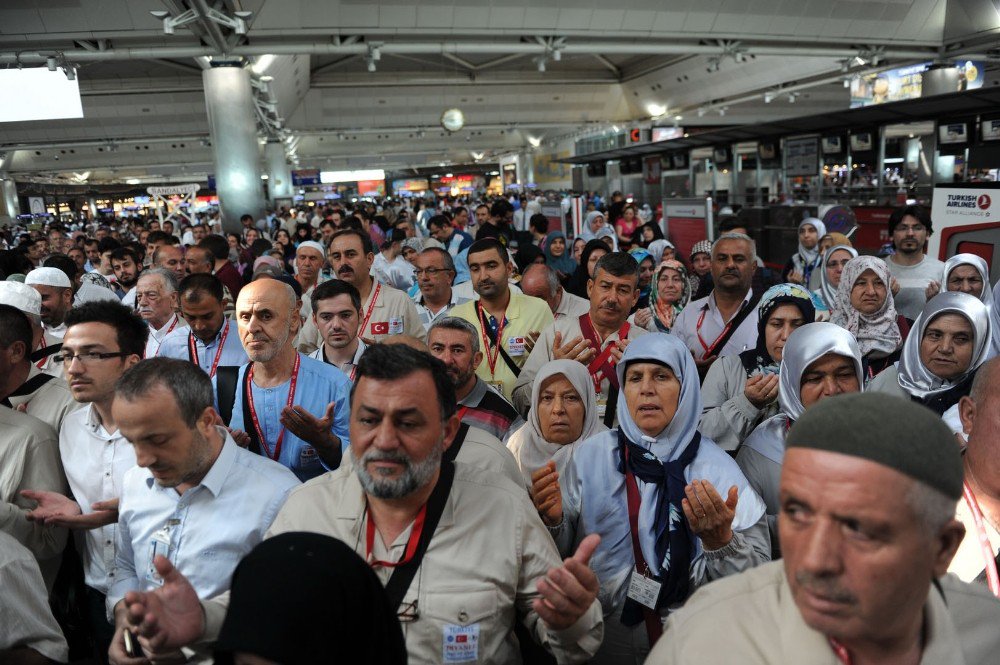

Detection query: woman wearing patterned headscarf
xmin=868 ymin=291 xmax=991 ymax=418
xmin=548 ymin=333 xmax=768 ymax=662
xmin=632 ymin=260 xmax=691 ymax=333
xmin=831 ymin=255 xmax=909 ymax=381
xmin=689 ymin=239 xmax=714 ymax=299
xmin=700 ymin=283 xmax=815 ymax=452
xmin=736 ymin=323 xmax=863 ymax=555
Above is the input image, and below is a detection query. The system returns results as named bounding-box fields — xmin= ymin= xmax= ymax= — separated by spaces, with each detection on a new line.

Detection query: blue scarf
xmin=617 ymin=427 xmax=701 ymax=625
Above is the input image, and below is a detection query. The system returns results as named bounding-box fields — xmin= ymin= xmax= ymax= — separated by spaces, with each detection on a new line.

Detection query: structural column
xmin=0 ymin=173 xmax=19 ymax=224
xmin=202 ymin=62 xmax=266 ymax=233
xmin=265 ymin=140 xmax=293 ymax=204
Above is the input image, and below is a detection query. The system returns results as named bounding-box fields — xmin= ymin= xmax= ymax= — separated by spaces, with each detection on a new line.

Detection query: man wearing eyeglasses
xmin=114 ymin=344 xmax=604 ymax=663
xmin=885 ymin=205 xmax=944 ymax=320
xmin=412 ymin=247 xmax=470 ymax=332
xmin=21 ymin=301 xmax=147 ymax=663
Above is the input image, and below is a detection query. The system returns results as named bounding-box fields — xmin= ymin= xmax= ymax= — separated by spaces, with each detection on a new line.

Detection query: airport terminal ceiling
xmin=2 ymin=0 xmax=1000 ymax=185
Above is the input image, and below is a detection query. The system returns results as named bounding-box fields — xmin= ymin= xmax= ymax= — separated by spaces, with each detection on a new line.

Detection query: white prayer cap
xmin=0 ymin=280 xmax=43 ymax=317
xmin=295 ymin=241 xmax=325 ymax=258
xmin=25 ymin=267 xmax=72 ymax=289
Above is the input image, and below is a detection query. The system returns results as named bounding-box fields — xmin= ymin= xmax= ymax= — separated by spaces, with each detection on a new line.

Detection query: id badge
xmin=595 ymin=394 xmax=607 ymax=418
xmin=507 ymin=336 xmax=525 ymax=356
xmin=626 ymin=569 xmax=662 ymax=610
xmin=388 ymin=317 xmax=404 ymax=335
xmin=146 ymin=527 xmax=173 ymax=586
xmin=486 ymin=380 xmax=505 ymax=393
xmin=443 ymin=623 xmax=480 ymax=663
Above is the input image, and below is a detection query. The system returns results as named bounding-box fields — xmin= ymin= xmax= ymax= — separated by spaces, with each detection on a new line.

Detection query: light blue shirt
xmin=107 ymin=431 xmax=299 ymax=612
xmin=227 ymin=353 xmax=351 ymax=481
xmin=158 ymin=319 xmax=249 ymax=372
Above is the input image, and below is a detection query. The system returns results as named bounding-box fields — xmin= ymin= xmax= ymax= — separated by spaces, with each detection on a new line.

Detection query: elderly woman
xmin=544 ymin=334 xmax=768 ymax=662
xmin=700 ymin=283 xmax=815 ymax=451
xmin=831 ymin=255 xmax=908 ymax=381
xmin=811 ymin=244 xmax=858 ymax=320
xmin=868 ymin=291 xmax=991 ymax=417
xmin=736 ymin=322 xmax=863 ymax=555
xmin=580 ymin=211 xmax=610 ymax=242
xmin=508 ymin=360 xmax=607 ymax=507
xmin=926 ymin=252 xmax=993 ymax=306
xmin=781 ymin=217 xmax=826 ymax=286
xmin=632 ymin=259 xmax=691 ymax=333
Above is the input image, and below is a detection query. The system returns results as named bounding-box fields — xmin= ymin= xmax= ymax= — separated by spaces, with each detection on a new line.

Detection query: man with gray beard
xmin=223 ymin=278 xmax=351 ymax=480
xmin=114 ymin=344 xmax=605 ymax=664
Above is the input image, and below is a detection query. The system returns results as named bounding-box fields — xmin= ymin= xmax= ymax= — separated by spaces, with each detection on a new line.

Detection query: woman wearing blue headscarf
xmin=543 ymin=230 xmax=577 ymax=282
xmin=548 ymin=333 xmax=768 ymax=662
xmin=628 ymin=248 xmax=655 ymax=311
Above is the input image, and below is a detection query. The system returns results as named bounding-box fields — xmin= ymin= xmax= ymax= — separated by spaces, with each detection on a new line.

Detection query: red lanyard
xmin=35 ymin=341 xmax=47 ymax=369
xmin=365 ymin=504 xmax=427 ymax=568
xmin=476 ymin=302 xmax=507 ymax=380
xmin=828 ymin=638 xmax=853 ymax=665
xmin=359 ymin=283 xmax=382 ymax=336
xmin=695 ymin=307 xmax=733 ymax=357
xmin=962 ymin=481 xmax=1000 ymax=597
xmin=456 ymin=405 xmax=469 ymax=421
xmin=188 ymin=323 xmax=230 ymax=377
xmin=161 ymin=315 xmax=179 ymax=337
xmin=583 ymin=318 xmax=630 ymax=393
xmin=622 ymin=445 xmax=663 ymax=644
xmin=245 ymin=354 xmax=300 ymax=461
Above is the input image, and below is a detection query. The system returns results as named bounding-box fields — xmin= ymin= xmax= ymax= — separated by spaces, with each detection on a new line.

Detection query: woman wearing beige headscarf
xmin=507 ymin=359 xmax=607 ymax=522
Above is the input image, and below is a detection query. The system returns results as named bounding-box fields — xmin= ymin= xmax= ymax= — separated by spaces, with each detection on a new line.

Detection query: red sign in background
xmin=852 ymin=206 xmax=895 ymax=254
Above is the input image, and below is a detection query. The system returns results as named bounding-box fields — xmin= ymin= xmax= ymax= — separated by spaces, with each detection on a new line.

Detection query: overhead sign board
xmin=785 ymin=137 xmax=819 ymax=177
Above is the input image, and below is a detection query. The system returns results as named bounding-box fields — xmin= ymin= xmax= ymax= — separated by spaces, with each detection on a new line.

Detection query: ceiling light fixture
xmin=646 ymin=102 xmax=667 ymax=118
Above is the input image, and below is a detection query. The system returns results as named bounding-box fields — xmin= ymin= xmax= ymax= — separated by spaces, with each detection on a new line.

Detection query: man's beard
xmin=246 ymin=326 xmax=291 ymax=363
xmin=356 ymin=440 xmax=443 ymax=499
xmin=153 ymin=429 xmax=212 ymax=489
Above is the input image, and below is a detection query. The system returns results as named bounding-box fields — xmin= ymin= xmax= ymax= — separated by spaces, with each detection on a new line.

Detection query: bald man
xmin=221 ymin=279 xmax=351 ymax=481
xmin=520 ymin=263 xmax=589 ymax=320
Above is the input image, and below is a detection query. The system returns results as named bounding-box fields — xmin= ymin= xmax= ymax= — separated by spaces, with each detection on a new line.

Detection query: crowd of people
xmin=1 ymin=192 xmax=999 ymax=665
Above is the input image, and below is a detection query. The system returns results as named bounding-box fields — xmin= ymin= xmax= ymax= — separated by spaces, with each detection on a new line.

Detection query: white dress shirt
xmin=107 ymin=431 xmax=299 ymax=612
xmin=59 ymin=404 xmax=136 ymax=594
xmin=308 ymin=338 xmax=367 ymax=381
xmin=144 ymin=313 xmax=187 ymax=358
xmin=672 ymin=289 xmax=759 ymax=360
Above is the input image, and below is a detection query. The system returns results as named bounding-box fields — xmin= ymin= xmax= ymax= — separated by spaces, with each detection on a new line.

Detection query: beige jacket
xmin=650 ymin=561 xmax=1000 ymax=665
xmin=203 ymin=462 xmax=603 ymax=663
xmin=6 ymin=365 xmax=80 ymax=434
xmin=0 ymin=406 xmax=67 ymax=591
xmin=511 ymin=314 xmax=647 ymax=418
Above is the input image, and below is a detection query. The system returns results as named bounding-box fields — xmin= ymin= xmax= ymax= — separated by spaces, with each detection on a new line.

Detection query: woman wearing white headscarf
xmin=868 ymin=291 xmax=991 ymax=418
xmin=736 ymin=323 xmax=863 ymax=556
xmin=549 ymin=333 xmax=768 ymax=662
xmin=925 ymin=253 xmax=993 ymax=307
xmin=507 ymin=359 xmax=607 ymax=486
xmin=831 ymin=255 xmax=908 ymax=381
xmin=811 ymin=244 xmax=858 ymax=320
xmin=781 ymin=217 xmax=827 ymax=286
